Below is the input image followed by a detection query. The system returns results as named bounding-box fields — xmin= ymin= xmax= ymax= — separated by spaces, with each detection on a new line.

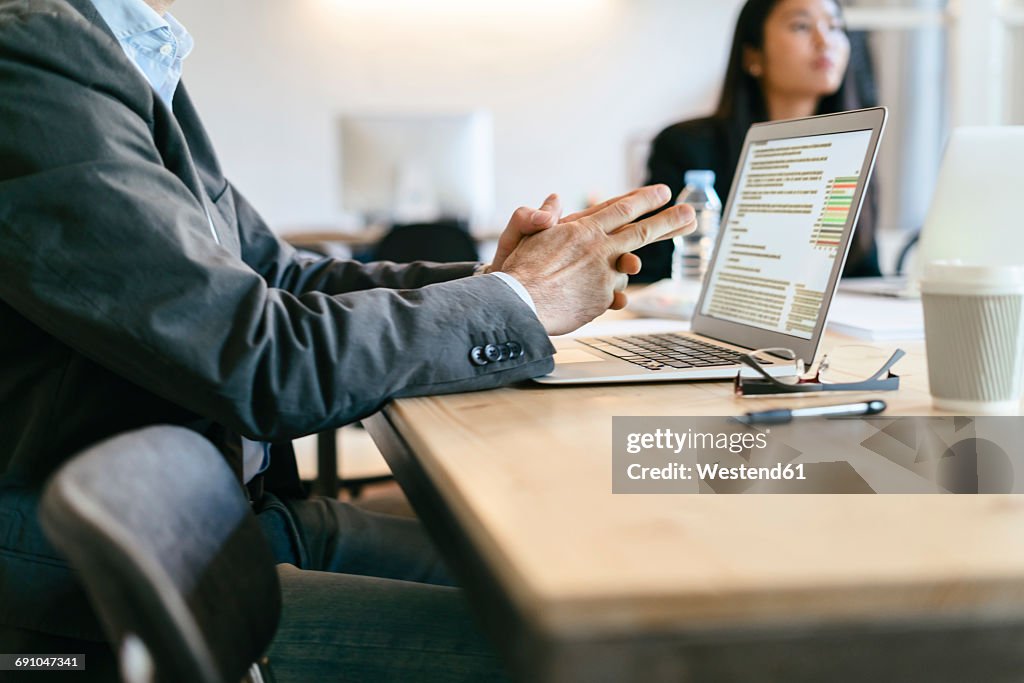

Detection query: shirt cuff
xmin=490 ymin=272 xmax=538 ymax=315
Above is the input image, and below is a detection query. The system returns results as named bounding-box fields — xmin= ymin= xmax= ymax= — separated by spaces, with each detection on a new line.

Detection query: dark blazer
xmin=633 ymin=116 xmax=881 ymax=282
xmin=0 ymin=0 xmax=553 ymax=640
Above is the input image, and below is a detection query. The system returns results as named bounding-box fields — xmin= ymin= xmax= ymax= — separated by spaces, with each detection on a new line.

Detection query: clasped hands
xmin=485 ymin=185 xmax=696 ymax=335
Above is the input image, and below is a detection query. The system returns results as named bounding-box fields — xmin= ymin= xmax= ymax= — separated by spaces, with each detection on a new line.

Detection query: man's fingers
xmin=560 ymin=188 xmax=643 ymax=224
xmin=616 ymin=253 xmax=642 ymax=276
xmin=511 ymin=206 xmax=535 ymax=226
xmin=490 ymin=192 xmax=563 ymax=271
xmin=608 ymin=272 xmax=630 ymax=310
xmin=528 ymin=210 xmax=556 ymax=231
xmin=610 ymin=203 xmax=696 ymax=253
xmin=586 ymin=184 xmax=672 ymax=234
xmin=498 ymin=207 xmax=537 ymax=248
xmin=539 ymin=192 xmax=561 ymax=217
xmin=523 ymin=194 xmax=561 ymax=235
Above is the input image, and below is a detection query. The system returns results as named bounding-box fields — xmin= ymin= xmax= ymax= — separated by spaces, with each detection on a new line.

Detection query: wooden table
xmin=364 ymin=315 xmax=1024 ymax=682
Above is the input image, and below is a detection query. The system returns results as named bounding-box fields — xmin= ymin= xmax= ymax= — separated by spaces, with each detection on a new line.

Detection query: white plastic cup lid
xmin=920 ymin=260 xmax=1024 ymax=296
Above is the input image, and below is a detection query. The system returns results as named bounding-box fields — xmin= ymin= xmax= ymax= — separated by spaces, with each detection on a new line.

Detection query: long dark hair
xmin=715 ymin=0 xmax=876 ymax=131
xmin=714 ymin=0 xmax=880 ymax=275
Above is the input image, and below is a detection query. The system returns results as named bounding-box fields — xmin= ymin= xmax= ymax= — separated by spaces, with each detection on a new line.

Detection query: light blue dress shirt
xmin=89 ymin=0 xmax=193 ymax=108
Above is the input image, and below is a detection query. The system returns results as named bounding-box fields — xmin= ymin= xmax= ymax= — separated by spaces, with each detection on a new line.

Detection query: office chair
xmin=894 ymin=229 xmax=920 ymax=276
xmin=373 ymin=219 xmax=479 ymax=263
xmin=40 ymin=426 xmax=281 ymax=683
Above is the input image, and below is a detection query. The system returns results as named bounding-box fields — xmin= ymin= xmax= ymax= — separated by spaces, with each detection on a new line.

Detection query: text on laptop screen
xmin=699 ymin=129 xmax=873 ymax=340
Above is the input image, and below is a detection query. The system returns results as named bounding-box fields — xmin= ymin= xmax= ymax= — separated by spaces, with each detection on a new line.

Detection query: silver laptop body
xmin=536 ymin=107 xmax=888 ymax=385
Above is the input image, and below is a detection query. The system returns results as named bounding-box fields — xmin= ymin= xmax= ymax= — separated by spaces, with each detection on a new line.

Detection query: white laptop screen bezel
xmin=689 ymin=107 xmax=888 ymax=365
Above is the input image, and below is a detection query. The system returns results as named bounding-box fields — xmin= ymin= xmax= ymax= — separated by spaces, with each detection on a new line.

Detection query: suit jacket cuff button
xmin=483 ymin=343 xmax=503 ymax=363
xmin=470 ymin=346 xmax=489 ymax=366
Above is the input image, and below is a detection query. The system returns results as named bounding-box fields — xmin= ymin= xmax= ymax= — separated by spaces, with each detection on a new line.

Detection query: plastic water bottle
xmin=672 ymin=170 xmax=722 ymax=282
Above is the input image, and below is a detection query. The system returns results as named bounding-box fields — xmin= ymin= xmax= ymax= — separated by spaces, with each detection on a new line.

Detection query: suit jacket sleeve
xmin=231 ymin=182 xmax=482 ymax=295
xmin=0 ymin=3 xmax=554 ymax=441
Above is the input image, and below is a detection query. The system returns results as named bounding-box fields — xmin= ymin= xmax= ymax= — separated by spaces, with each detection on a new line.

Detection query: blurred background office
xmin=173 ymin=0 xmax=1023 ymax=269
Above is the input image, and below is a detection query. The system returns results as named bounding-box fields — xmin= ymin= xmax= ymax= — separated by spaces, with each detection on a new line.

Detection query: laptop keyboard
xmin=577 ymin=334 xmax=746 ymax=372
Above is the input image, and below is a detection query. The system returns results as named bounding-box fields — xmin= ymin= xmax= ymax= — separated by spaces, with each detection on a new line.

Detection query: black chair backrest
xmin=40 ymin=426 xmax=280 ymax=683
xmin=373 ymin=220 xmax=479 ymax=263
xmin=895 ymin=229 xmax=921 ymax=276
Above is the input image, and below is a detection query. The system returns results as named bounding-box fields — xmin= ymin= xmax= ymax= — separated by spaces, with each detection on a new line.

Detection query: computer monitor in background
xmin=912 ymin=126 xmax=1024 ymax=275
xmin=840 ymin=126 xmax=1024 ymax=299
xmin=339 ymin=112 xmax=495 ymax=231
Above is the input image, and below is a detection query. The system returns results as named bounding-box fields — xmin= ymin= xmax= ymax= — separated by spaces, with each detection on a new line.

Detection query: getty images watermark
xmin=612 ymin=416 xmax=1024 ymax=494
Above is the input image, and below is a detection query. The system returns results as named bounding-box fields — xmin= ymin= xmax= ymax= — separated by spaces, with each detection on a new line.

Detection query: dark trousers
xmin=1 ymin=494 xmax=509 ymax=682
xmin=257 ymin=493 xmax=510 ymax=682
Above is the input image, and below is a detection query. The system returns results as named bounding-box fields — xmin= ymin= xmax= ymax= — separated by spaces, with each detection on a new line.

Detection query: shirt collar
xmin=89 ymin=0 xmax=167 ymax=41
xmin=164 ymin=12 xmax=194 ymax=61
xmin=89 ymin=0 xmax=194 ymax=57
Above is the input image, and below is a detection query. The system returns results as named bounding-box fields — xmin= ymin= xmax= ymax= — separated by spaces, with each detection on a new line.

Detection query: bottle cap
xmin=684 ymin=170 xmax=715 ymax=187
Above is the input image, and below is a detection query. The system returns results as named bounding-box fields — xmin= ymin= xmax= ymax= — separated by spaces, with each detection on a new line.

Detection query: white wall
xmin=171 ymin=0 xmax=746 ymax=230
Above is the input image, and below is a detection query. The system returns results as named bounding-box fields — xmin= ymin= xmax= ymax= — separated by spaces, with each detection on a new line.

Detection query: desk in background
xmin=364 ymin=312 xmax=1024 ymax=682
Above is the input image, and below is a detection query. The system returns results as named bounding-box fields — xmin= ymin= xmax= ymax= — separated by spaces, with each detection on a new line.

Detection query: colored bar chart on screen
xmin=809 ymin=175 xmax=858 ymax=252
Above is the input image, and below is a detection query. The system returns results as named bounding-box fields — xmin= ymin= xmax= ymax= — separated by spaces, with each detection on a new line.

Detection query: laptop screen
xmin=699 ymin=128 xmax=874 ymax=340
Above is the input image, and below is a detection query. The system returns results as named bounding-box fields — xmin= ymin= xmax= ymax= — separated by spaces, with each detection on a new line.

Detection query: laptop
xmin=840 ymin=126 xmax=1024 ymax=299
xmin=535 ymin=107 xmax=888 ymax=385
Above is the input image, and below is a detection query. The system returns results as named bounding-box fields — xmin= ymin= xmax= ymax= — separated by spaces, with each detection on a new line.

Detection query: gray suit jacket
xmin=0 ymin=0 xmax=554 ymax=639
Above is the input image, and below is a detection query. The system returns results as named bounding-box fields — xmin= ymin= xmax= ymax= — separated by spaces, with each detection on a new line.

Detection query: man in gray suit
xmin=0 ymin=0 xmax=694 ymax=679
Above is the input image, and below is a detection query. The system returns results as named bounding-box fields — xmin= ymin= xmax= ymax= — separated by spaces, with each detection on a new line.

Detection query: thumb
xmin=520 ymin=194 xmax=560 ymax=235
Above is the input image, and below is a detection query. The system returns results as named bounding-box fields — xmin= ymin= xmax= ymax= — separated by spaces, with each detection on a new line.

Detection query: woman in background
xmin=635 ymin=0 xmax=881 ymax=281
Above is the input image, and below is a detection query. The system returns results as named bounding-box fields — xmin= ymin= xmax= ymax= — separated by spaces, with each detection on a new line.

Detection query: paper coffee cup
xmin=920 ymin=261 xmax=1024 ymax=414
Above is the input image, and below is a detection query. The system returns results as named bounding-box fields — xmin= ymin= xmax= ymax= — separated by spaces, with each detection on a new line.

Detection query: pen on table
xmin=737 ymin=399 xmax=887 ymax=425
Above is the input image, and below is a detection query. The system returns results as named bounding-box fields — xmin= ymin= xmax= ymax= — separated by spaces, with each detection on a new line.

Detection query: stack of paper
xmin=825 ymin=293 xmax=924 ymax=341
